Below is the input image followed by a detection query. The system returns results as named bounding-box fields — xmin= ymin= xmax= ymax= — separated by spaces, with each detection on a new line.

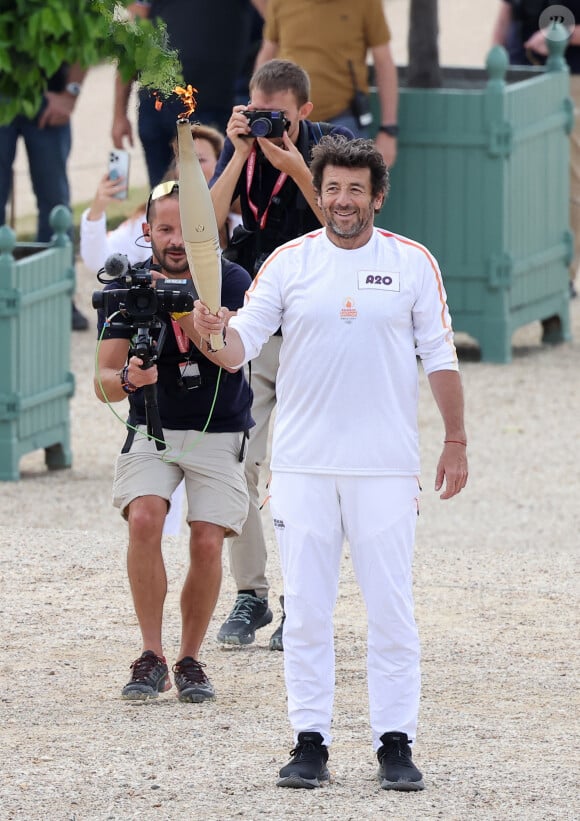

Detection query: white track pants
xmin=269 ymin=472 xmax=421 ymax=751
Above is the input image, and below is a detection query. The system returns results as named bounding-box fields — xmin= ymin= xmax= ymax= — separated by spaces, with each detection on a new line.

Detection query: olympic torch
xmin=176 ymin=117 xmax=224 ymax=351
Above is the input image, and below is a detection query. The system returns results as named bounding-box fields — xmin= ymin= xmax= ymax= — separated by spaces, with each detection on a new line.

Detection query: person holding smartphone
xmin=80 ymin=124 xmax=236 ymax=274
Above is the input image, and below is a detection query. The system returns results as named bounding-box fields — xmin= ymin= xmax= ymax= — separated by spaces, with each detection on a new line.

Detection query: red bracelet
xmin=444 ymin=439 xmax=467 ymax=446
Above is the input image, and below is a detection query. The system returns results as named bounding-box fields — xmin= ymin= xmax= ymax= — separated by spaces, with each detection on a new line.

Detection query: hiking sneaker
xmin=277 ymin=732 xmax=330 ymax=789
xmin=269 ymin=595 xmax=286 ymax=651
xmin=172 ymin=657 xmax=215 ymax=703
xmin=377 ymin=731 xmax=425 ymax=791
xmin=217 ymin=593 xmax=273 ymax=646
xmin=121 ymin=650 xmax=169 ymax=700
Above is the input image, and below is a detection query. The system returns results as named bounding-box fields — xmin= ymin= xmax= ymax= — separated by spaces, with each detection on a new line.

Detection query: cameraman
xmin=209 ymin=59 xmax=353 ymax=650
xmin=94 ymin=181 xmax=253 ymax=702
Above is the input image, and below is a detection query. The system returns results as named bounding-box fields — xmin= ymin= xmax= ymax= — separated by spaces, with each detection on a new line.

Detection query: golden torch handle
xmin=176 ymin=118 xmax=224 ymax=351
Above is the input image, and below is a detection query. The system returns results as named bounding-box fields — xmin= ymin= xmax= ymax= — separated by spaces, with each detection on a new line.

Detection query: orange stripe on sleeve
xmin=376 ymin=229 xmax=452 ymax=333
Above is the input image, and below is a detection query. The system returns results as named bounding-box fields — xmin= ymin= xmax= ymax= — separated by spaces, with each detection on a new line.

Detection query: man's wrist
xmin=378 ymin=124 xmax=399 ymax=137
xmin=119 ymin=365 xmax=137 ymax=394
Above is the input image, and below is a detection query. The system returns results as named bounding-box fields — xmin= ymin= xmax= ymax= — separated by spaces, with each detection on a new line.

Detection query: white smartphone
xmin=108 ymin=149 xmax=130 ymax=200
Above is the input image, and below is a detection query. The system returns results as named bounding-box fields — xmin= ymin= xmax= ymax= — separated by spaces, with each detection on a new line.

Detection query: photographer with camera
xmin=209 ymin=59 xmax=353 ymax=651
xmin=94 ymin=181 xmax=253 ymax=702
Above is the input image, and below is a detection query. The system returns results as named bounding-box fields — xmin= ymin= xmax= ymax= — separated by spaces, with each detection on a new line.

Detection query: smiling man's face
xmin=317 ymin=165 xmax=384 ymax=248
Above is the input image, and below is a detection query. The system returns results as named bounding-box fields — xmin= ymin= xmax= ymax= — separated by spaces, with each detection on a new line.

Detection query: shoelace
xmin=379 ymin=739 xmax=412 ymax=765
xmin=129 ymin=652 xmax=164 ymax=681
xmin=228 ymin=594 xmax=262 ymax=624
xmin=172 ymin=657 xmax=207 ymax=683
xmin=289 ymin=740 xmax=320 ymax=761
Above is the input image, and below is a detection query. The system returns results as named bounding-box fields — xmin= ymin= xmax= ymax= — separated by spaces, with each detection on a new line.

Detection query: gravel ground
xmin=3 ymin=2 xmax=578 ymax=811
xmin=1 ymin=263 xmax=578 ymax=820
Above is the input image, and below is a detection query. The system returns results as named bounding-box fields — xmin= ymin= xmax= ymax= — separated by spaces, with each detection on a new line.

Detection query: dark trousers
xmin=0 ymin=111 xmax=71 ymax=242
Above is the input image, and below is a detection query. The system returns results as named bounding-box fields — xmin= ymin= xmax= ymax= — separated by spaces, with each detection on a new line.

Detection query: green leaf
xmin=54 ymin=7 xmax=74 ymax=32
xmin=39 ymin=8 xmax=62 ymax=37
xmin=22 ymin=95 xmax=43 ymax=119
xmin=0 ymin=48 xmax=10 ymax=72
xmin=0 ymin=0 xmax=187 ymax=121
xmin=38 ymin=45 xmax=64 ymax=78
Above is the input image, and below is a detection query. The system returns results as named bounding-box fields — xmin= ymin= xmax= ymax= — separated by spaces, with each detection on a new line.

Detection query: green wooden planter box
xmin=0 ymin=206 xmax=75 ymax=480
xmin=371 ymin=41 xmax=572 ymax=362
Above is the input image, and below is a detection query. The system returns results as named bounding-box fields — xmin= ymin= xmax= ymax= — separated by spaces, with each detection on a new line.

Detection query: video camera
xmin=93 ymin=254 xmax=197 ymax=452
xmin=242 ymin=109 xmax=290 ymax=139
xmin=92 ymin=253 xmax=194 ymax=323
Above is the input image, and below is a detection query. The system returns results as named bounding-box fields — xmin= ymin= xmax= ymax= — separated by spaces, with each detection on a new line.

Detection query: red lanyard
xmin=170 ymin=318 xmax=191 ymax=355
xmin=246 ymin=146 xmax=287 ymax=229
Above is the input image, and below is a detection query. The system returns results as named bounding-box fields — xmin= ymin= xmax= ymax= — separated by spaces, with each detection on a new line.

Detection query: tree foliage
xmin=0 ymin=0 xmax=184 ymax=124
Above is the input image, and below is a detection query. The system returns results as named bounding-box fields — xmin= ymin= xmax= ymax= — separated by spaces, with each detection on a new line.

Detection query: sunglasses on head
xmin=145 ymin=180 xmax=179 ymax=221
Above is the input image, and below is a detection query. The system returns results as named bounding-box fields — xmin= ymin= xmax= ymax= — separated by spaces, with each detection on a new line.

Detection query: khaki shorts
xmin=112 ymin=427 xmax=249 ymax=537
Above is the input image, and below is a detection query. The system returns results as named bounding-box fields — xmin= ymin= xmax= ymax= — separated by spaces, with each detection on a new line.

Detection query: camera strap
xmin=246 ymin=146 xmax=287 ymax=230
xmin=121 ymin=405 xmax=137 ymax=453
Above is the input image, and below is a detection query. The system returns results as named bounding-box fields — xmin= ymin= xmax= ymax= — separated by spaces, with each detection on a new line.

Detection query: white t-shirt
xmin=80 ymin=210 xmax=150 ymax=273
xmin=229 ymin=227 xmax=459 ymax=476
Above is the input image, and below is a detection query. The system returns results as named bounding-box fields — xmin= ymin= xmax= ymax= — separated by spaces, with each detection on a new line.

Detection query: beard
xmin=323 ymin=204 xmax=375 ymax=240
xmin=152 ymin=243 xmax=189 ymax=277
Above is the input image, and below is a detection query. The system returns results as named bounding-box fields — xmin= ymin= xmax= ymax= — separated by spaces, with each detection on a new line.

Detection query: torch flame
xmin=174 ymin=84 xmax=198 ymax=119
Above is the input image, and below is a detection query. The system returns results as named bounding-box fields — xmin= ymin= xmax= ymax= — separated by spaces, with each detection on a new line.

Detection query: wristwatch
xmin=378 ymin=124 xmax=399 ymax=137
xmin=65 ymin=82 xmax=82 ymax=98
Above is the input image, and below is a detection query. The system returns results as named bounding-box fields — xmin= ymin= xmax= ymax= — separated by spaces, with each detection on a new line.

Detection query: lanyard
xmin=246 ymin=146 xmax=287 ymax=229
xmin=170 ymin=317 xmax=191 ymax=355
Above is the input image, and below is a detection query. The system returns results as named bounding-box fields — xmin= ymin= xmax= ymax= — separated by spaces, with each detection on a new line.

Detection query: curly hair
xmin=310 ymin=135 xmax=390 ymax=201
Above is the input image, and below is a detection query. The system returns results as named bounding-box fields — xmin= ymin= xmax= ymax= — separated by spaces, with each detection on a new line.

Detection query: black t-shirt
xmin=506 ymin=0 xmax=580 ymax=72
xmin=96 ymin=259 xmax=253 ymax=432
xmin=149 ymin=0 xmax=252 ymax=110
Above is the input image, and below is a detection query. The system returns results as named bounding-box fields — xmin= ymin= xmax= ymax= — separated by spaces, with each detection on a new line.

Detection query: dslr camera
xmin=242 ymin=109 xmax=289 ymax=139
xmin=92 ymin=254 xmax=193 ymax=324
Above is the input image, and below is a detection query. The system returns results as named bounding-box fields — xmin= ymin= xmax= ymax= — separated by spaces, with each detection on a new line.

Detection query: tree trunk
xmin=407 ymin=0 xmax=442 ymax=87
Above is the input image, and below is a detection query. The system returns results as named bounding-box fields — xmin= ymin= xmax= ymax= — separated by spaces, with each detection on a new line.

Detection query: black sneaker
xmin=121 ymin=650 xmax=169 ymax=700
xmin=72 ymin=302 xmax=89 ymax=331
xmin=377 ymin=731 xmax=425 ymax=791
xmin=172 ymin=656 xmax=215 ymax=703
xmin=217 ymin=593 xmax=273 ymax=645
xmin=277 ymin=732 xmax=330 ymax=789
xmin=269 ymin=595 xmax=285 ymax=651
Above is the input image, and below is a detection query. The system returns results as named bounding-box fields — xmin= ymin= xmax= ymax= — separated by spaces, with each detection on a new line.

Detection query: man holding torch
xmin=189 ymin=135 xmax=468 ymax=790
